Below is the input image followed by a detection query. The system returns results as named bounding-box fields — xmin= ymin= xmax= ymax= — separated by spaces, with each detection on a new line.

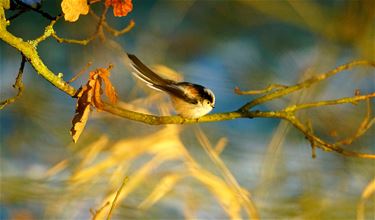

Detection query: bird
xmin=124 ymin=53 xmax=215 ymax=118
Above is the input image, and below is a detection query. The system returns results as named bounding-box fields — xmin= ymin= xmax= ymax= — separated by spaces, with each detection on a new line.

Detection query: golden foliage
xmin=52 ymin=118 xmax=258 ymax=219
xmin=357 ymin=178 xmax=375 ymax=220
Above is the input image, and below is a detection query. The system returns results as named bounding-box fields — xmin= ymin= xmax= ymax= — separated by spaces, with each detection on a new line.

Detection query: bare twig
xmin=68 ymin=61 xmax=93 ymax=83
xmin=0 ymin=55 xmax=26 ymax=109
xmin=283 ymin=114 xmax=375 ymax=159
xmin=12 ymin=0 xmax=57 ymax=20
xmin=91 ymin=201 xmax=110 ymax=220
xmin=90 ymin=10 xmax=135 ymax=37
xmin=239 ymin=60 xmax=375 ymax=112
xmin=357 ymin=178 xmax=375 ymax=220
xmin=106 ymin=176 xmax=129 ymax=220
xmin=235 ymin=84 xmax=288 ymax=95
xmin=333 ymin=99 xmax=374 ymax=146
xmin=195 ymin=128 xmax=260 ymax=220
xmin=284 ymin=92 xmax=375 ymax=112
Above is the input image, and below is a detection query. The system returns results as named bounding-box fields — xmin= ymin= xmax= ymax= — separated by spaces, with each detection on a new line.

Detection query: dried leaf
xmin=61 ymin=0 xmax=89 ymax=22
xmin=93 ymin=77 xmax=104 ymax=109
xmin=100 ymin=68 xmax=118 ymax=104
xmin=70 ymin=98 xmax=91 ymax=143
xmin=70 ymin=65 xmax=118 ymax=143
xmin=70 ymin=73 xmax=95 ymax=143
xmin=105 ymin=0 xmax=133 ymax=17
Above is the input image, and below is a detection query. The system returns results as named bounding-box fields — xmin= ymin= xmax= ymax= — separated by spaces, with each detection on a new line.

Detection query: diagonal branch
xmin=284 ymin=92 xmax=375 ymax=112
xmin=238 ymin=60 xmax=375 ymax=112
xmin=0 ymin=55 xmax=26 ymax=109
xmin=283 ymin=114 xmax=375 ymax=159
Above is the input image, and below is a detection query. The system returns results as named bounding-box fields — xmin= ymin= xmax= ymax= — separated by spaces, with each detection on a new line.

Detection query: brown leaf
xmin=70 ymin=65 xmax=118 ymax=143
xmin=105 ymin=0 xmax=133 ymax=17
xmin=61 ymin=0 xmax=89 ymax=22
xmin=99 ymin=67 xmax=118 ymax=104
xmin=71 ymin=86 xmax=93 ymax=143
xmin=93 ymin=77 xmax=104 ymax=109
xmin=70 ymin=71 xmax=97 ymax=142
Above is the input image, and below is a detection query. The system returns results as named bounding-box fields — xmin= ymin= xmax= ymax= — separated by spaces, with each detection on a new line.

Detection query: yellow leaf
xmin=61 ymin=0 xmax=89 ymax=22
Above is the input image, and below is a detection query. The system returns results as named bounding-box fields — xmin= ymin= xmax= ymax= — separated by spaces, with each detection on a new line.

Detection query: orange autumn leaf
xmin=61 ymin=0 xmax=89 ymax=22
xmin=99 ymin=66 xmax=118 ymax=104
xmin=93 ymin=77 xmax=104 ymax=109
xmin=105 ymin=0 xmax=133 ymax=17
xmin=70 ymin=65 xmax=118 ymax=143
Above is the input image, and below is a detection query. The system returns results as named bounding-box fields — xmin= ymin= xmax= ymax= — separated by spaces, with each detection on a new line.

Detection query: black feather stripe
xmin=127 ymin=54 xmax=168 ymax=86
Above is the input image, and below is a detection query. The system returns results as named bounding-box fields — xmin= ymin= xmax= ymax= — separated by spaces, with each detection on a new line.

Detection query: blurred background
xmin=1 ymin=0 xmax=374 ymax=219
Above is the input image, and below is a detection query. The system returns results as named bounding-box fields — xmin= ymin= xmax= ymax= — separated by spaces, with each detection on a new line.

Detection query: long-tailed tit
xmin=125 ymin=53 xmax=215 ymax=118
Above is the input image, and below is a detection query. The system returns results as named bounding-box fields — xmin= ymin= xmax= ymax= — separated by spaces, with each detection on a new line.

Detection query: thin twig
xmin=333 ymin=99 xmax=374 ymax=146
xmin=105 ymin=19 xmax=135 ymax=37
xmin=0 ymin=55 xmax=26 ymax=110
xmin=7 ymin=9 xmax=26 ymax=20
xmin=283 ymin=114 xmax=375 ymax=159
xmin=96 ymin=5 xmax=109 ymax=41
xmin=284 ymin=92 xmax=375 ymax=112
xmin=235 ymin=84 xmax=288 ymax=95
xmin=91 ymin=201 xmax=110 ymax=220
xmin=239 ymin=60 xmax=375 ymax=111
xmin=106 ymin=176 xmax=129 ymax=220
xmin=13 ymin=0 xmax=57 ymax=20
xmin=195 ymin=128 xmax=260 ymax=220
xmin=90 ymin=10 xmax=135 ymax=37
xmin=68 ymin=61 xmax=93 ymax=83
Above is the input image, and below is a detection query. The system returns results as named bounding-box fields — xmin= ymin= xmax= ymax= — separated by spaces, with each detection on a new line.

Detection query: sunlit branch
xmin=0 ymin=17 xmax=76 ymax=96
xmin=90 ymin=202 xmax=110 ymax=220
xmin=234 ymin=84 xmax=288 ymax=95
xmin=333 ymin=100 xmax=374 ymax=147
xmin=106 ymin=177 xmax=129 ymax=220
xmin=195 ymin=128 xmax=260 ymax=219
xmin=283 ymin=114 xmax=375 ymax=159
xmin=0 ymin=55 xmax=25 ymax=109
xmin=284 ymin=92 xmax=375 ymax=112
xmin=238 ymin=60 xmax=375 ymax=112
xmin=1 ymin=3 xmax=374 ymax=159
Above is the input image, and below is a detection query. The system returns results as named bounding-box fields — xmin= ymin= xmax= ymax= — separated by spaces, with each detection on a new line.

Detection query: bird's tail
xmin=125 ymin=53 xmax=174 ymax=90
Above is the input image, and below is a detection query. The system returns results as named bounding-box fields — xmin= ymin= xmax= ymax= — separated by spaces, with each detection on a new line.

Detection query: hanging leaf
xmin=61 ymin=0 xmax=89 ymax=22
xmin=70 ymin=65 xmax=118 ymax=143
xmin=70 ymin=79 xmax=95 ymax=143
xmin=99 ymin=65 xmax=118 ymax=104
xmin=105 ymin=0 xmax=133 ymax=17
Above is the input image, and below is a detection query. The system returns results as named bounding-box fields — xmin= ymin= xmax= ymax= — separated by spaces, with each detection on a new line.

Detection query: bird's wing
xmin=153 ymin=84 xmax=198 ymax=104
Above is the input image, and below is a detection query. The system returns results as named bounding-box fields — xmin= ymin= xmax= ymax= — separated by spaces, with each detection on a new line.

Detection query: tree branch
xmin=238 ymin=60 xmax=375 ymax=112
xmin=1 ymin=3 xmax=374 ymax=159
xmin=284 ymin=92 xmax=375 ymax=112
xmin=0 ymin=55 xmax=25 ymax=109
